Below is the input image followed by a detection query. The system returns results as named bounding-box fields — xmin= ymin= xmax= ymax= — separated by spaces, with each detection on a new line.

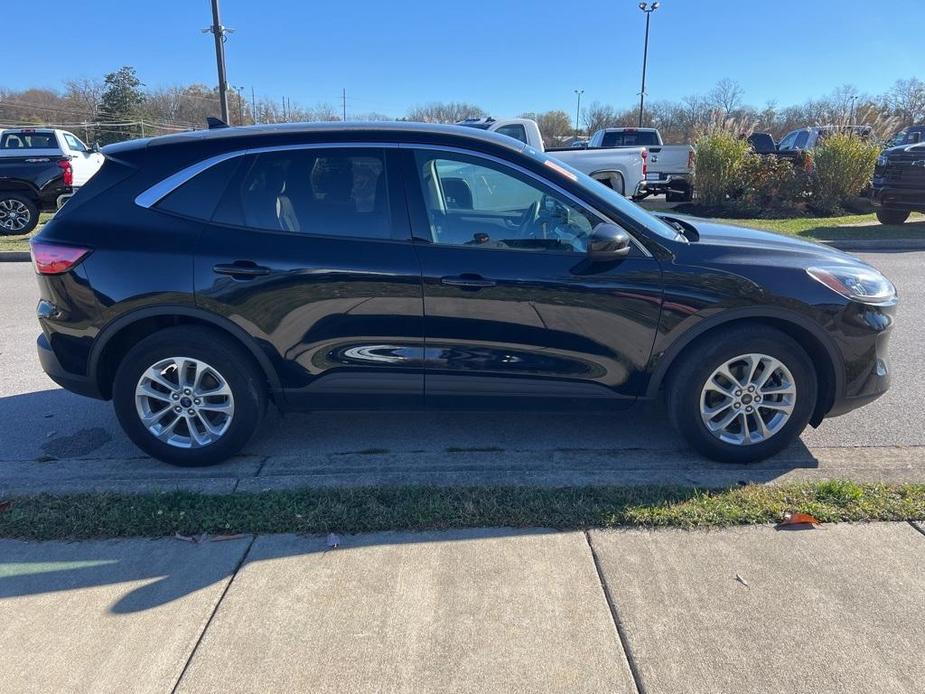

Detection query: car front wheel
xmin=667 ymin=326 xmax=817 ymax=463
xmin=876 ymin=209 xmax=910 ymax=225
xmin=112 ymin=326 xmax=266 ymax=466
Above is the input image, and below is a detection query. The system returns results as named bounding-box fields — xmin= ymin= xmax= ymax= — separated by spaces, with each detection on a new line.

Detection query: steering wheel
xmin=517 ymin=199 xmax=541 ymax=235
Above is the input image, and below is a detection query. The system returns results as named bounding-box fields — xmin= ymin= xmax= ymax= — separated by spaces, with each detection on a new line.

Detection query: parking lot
xmin=2 ymin=251 xmax=923 ymax=496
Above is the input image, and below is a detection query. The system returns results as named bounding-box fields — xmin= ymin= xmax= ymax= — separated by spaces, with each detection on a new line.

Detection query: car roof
xmin=137 ymin=120 xmax=528 ymax=154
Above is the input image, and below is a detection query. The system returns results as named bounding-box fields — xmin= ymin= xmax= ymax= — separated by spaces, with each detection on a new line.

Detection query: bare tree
xmin=709 ymin=78 xmax=745 ymax=114
xmin=882 ymin=77 xmax=925 ymax=126
xmin=406 ymin=102 xmax=486 ymax=124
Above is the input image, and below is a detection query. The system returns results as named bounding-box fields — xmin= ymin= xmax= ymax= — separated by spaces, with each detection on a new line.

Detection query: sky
xmin=3 ymin=0 xmax=923 ymax=119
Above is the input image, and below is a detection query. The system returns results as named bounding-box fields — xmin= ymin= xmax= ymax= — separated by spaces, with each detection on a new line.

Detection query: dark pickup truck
xmin=871 ymin=135 xmax=925 ymax=224
xmin=0 ymin=128 xmax=103 ymax=235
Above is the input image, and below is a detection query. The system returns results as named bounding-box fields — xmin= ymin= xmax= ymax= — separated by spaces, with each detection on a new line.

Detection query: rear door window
xmin=494 ymin=124 xmax=529 ymax=144
xmin=213 ymin=147 xmax=393 ymax=239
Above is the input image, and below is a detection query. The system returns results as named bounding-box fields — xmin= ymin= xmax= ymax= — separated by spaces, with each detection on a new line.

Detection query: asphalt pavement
xmin=1 ymin=252 xmax=923 ymax=494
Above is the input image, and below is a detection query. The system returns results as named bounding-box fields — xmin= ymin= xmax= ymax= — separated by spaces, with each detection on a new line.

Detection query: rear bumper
xmin=37 ymin=333 xmax=103 ymax=399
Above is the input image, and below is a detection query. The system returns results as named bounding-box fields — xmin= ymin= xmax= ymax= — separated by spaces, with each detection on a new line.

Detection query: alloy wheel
xmin=134 ymin=357 xmax=235 ymax=449
xmin=699 ymin=353 xmax=797 ymax=446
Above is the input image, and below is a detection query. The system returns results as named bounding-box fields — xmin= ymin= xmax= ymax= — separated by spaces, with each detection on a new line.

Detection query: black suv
xmin=872 ymin=129 xmax=925 ymax=225
xmin=31 ymin=122 xmax=896 ymax=466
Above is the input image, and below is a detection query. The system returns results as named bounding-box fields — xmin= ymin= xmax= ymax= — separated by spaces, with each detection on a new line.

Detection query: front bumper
xmin=37 ymin=333 xmax=103 ymax=399
xmin=870 ymin=183 xmax=925 ymax=212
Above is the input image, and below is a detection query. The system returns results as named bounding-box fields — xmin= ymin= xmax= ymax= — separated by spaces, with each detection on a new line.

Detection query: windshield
xmin=889 ymin=129 xmax=923 ymax=147
xmin=530 ymin=149 xmax=683 ymax=241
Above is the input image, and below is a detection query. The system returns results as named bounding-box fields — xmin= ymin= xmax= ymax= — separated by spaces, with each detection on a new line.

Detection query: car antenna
xmin=206 ymin=116 xmax=230 ymax=130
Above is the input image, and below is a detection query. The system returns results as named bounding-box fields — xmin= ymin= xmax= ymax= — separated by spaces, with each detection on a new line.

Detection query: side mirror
xmin=588 ymin=223 xmax=632 ymax=260
xmin=91 ymin=142 xmax=101 ymax=153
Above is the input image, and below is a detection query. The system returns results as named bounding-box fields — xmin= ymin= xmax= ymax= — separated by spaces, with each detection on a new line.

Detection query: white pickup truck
xmin=457 ymin=118 xmax=648 ymax=199
xmin=0 ymin=128 xmax=104 ymax=233
xmin=587 ymin=127 xmax=694 ymax=201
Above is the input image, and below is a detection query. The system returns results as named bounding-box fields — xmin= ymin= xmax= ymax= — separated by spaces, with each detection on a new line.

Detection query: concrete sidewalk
xmin=2 ymin=522 xmax=923 ymax=693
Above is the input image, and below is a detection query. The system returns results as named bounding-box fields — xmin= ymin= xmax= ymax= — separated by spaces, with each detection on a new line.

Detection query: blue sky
xmin=5 ymin=0 xmax=923 ymax=117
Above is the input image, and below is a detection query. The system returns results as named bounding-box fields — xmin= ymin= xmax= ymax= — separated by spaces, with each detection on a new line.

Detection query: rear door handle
xmin=440 ymin=275 xmax=496 ymax=289
xmin=213 ymin=262 xmax=272 ymax=278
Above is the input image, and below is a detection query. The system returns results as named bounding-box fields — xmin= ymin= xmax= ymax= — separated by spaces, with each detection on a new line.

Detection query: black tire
xmin=0 ymin=193 xmax=39 ymax=235
xmin=112 ymin=326 xmax=267 ymax=466
xmin=667 ymin=325 xmax=817 ymax=464
xmin=876 ymin=209 xmax=910 ymax=225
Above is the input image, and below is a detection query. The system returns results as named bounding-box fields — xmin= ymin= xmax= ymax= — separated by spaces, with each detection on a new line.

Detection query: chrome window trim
xmin=134 ymin=140 xmax=651 ymax=257
xmin=404 ymin=144 xmax=653 ymax=257
xmin=134 ymin=141 xmax=400 ymax=209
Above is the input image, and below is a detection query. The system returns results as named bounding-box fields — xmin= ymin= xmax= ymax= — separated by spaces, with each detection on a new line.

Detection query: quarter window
xmin=157 ymin=157 xmax=243 ymax=221
xmin=214 ymin=148 xmax=392 ymax=239
xmin=413 ymin=151 xmax=598 ymax=253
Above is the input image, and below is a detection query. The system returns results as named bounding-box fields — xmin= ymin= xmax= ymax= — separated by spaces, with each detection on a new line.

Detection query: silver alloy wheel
xmin=699 ymin=353 xmax=796 ymax=446
xmin=134 ymin=357 xmax=235 ymax=449
xmin=0 ymin=198 xmax=31 ymax=232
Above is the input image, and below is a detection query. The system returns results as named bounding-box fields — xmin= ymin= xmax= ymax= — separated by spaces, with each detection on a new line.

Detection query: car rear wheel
xmin=0 ymin=193 xmax=38 ymax=235
xmin=876 ymin=209 xmax=910 ymax=225
xmin=113 ymin=326 xmax=266 ymax=466
xmin=667 ymin=326 xmax=817 ymax=463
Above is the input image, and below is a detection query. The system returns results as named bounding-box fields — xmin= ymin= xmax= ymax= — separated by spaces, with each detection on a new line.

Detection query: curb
xmin=0 ymin=252 xmax=30 ymax=262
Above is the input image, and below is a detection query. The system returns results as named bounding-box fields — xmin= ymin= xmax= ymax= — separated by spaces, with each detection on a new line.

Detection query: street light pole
xmin=637 ymin=2 xmax=659 ymax=128
xmin=574 ymin=89 xmax=584 ymax=135
xmin=203 ymin=0 xmax=232 ymax=124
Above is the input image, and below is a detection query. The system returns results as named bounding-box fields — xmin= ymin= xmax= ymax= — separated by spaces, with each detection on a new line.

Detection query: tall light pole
xmin=637 ymin=2 xmax=659 ymax=128
xmin=202 ymin=0 xmax=234 ymax=124
xmin=848 ymin=95 xmax=859 ymax=128
xmin=574 ymin=89 xmax=584 ymax=136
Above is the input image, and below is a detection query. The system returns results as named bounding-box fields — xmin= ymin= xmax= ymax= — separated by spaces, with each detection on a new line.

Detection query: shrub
xmin=693 ymin=131 xmax=754 ymax=207
xmin=811 ymin=133 xmax=880 ymax=214
xmin=738 ymin=155 xmax=811 ymax=214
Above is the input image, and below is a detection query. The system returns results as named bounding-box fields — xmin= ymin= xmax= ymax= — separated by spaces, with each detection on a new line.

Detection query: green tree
xmin=98 ymin=66 xmax=145 ymax=143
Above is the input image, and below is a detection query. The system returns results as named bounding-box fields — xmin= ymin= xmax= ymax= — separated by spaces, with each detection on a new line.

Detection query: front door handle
xmin=440 ymin=274 xmax=496 ymax=289
xmin=213 ymin=262 xmax=272 ymax=279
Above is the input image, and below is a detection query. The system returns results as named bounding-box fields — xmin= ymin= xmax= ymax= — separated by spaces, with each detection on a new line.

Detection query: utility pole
xmin=251 ymin=85 xmax=257 ymax=123
xmin=637 ymin=2 xmax=660 ymax=128
xmin=574 ymin=89 xmax=584 ymax=136
xmin=342 ymin=88 xmax=347 ymax=121
xmin=203 ymin=0 xmax=232 ymax=123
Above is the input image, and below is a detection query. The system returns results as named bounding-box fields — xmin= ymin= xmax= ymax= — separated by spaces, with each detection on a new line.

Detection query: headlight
xmin=876 ymin=155 xmax=888 ymax=167
xmin=807 ymin=266 xmax=896 ymax=304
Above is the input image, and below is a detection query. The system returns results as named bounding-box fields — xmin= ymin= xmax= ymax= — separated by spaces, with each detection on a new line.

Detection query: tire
xmin=0 ymin=193 xmax=39 ymax=235
xmin=876 ymin=209 xmax=910 ymax=225
xmin=112 ymin=326 xmax=267 ymax=466
xmin=667 ymin=326 xmax=817 ymax=464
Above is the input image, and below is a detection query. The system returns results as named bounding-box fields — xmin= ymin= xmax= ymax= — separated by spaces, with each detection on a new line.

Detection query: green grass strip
xmin=1 ymin=480 xmax=924 ymax=540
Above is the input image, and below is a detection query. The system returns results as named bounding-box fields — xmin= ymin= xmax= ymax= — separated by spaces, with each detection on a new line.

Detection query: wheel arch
xmin=590 ymin=170 xmax=626 ymax=196
xmin=647 ymin=308 xmax=843 ymax=426
xmin=90 ymin=306 xmax=283 ymax=401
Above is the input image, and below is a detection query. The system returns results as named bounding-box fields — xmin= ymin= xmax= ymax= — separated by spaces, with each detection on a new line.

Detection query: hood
xmin=661 ymin=216 xmax=861 ymax=267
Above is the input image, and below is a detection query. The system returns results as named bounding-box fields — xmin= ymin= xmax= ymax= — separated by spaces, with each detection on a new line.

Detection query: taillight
xmin=641 ymin=149 xmax=648 ymax=177
xmin=30 ymin=241 xmax=90 ymax=275
xmin=58 ymin=158 xmax=73 ymax=186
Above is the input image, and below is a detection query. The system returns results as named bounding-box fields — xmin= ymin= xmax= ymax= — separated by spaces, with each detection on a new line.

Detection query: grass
xmin=1 ymin=480 xmax=923 ymax=540
xmin=0 ymin=213 xmax=53 ymax=252
xmin=710 ymin=212 xmax=925 ymax=241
